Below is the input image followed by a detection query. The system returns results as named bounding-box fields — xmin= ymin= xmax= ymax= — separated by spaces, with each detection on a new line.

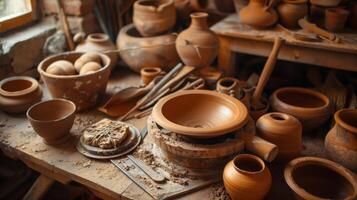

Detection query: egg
xmin=79 ymin=62 xmax=101 ymax=75
xmin=74 ymin=52 xmax=102 ymax=73
xmin=46 ymin=60 xmax=76 ymax=75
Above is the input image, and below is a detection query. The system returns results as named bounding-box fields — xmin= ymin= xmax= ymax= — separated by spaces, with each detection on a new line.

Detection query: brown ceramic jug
xmin=176 ymin=12 xmax=219 ymax=68
xmin=325 ymin=109 xmax=357 ymax=171
xmin=223 ymin=154 xmax=272 ymax=200
xmin=238 ymin=0 xmax=278 ymax=28
xmin=277 ymin=0 xmax=308 ymax=29
xmin=256 ymin=112 xmax=302 ymax=160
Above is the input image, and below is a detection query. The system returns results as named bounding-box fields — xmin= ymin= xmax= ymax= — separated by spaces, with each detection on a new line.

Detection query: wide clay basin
xmin=152 ymin=90 xmax=249 ymax=138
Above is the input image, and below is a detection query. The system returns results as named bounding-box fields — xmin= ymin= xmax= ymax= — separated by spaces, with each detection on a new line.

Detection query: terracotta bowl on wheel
xmin=152 ymin=90 xmax=249 ymax=138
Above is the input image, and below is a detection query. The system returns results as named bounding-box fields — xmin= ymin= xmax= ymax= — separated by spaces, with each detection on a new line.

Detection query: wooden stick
xmin=57 ymin=0 xmax=75 ymax=50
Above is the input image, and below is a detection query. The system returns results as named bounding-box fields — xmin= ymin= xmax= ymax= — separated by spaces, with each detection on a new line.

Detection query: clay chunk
xmin=83 ymin=119 xmax=130 ymax=149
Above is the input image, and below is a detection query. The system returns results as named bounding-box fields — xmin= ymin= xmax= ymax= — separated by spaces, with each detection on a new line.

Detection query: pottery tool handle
xmin=57 ymin=0 xmax=75 ymax=50
xmin=251 ymin=37 xmax=284 ymax=109
xmin=244 ymin=136 xmax=278 ymax=162
xmin=298 ymin=19 xmax=340 ymax=43
xmin=127 ymin=155 xmax=166 ymax=183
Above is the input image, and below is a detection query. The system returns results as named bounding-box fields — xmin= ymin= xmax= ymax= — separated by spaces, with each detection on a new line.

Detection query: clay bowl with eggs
xmin=152 ymin=90 xmax=249 ymax=138
xmin=27 ymin=99 xmax=76 ymax=145
xmin=38 ymin=52 xmax=111 ymax=111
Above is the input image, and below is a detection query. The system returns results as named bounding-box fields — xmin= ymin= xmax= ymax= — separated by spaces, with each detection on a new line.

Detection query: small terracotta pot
xmin=277 ymin=0 xmax=308 ymax=29
xmin=140 ymin=67 xmax=162 ymax=85
xmin=238 ymin=0 xmax=278 ymax=28
xmin=216 ymin=77 xmax=250 ymax=108
xmin=152 ymin=90 xmax=249 ymax=138
xmin=256 ymin=112 xmax=302 ymax=160
xmin=75 ymin=33 xmax=117 ymax=68
xmin=133 ymin=0 xmax=176 ymax=37
xmin=284 ymin=157 xmax=357 ymax=200
xmin=223 ymin=154 xmax=272 ymax=200
xmin=38 ymin=52 xmax=111 ymax=111
xmin=310 ymin=0 xmax=341 ymax=7
xmin=325 ymin=8 xmax=349 ymax=32
xmin=27 ymin=99 xmax=76 ymax=145
xmin=176 ymin=12 xmax=219 ymax=68
xmin=0 ymin=76 xmax=42 ymax=114
xmin=270 ymin=87 xmax=332 ymax=132
xmin=117 ymin=24 xmax=180 ymax=73
xmin=325 ymin=109 xmax=357 ymax=171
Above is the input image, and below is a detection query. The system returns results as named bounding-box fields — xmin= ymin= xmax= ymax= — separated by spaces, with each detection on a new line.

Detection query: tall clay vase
xmin=256 ymin=112 xmax=302 ymax=160
xmin=75 ymin=33 xmax=117 ymax=68
xmin=238 ymin=0 xmax=278 ymax=28
xmin=325 ymin=109 xmax=357 ymax=171
xmin=223 ymin=154 xmax=272 ymax=200
xmin=277 ymin=0 xmax=308 ymax=29
xmin=176 ymin=12 xmax=219 ymax=68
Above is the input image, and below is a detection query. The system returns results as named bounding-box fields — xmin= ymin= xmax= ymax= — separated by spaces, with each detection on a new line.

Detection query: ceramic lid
xmin=152 ymin=90 xmax=249 ymax=138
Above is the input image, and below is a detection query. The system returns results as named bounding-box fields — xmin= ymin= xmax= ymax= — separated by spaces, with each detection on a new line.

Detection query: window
xmin=0 ymin=0 xmax=37 ymax=33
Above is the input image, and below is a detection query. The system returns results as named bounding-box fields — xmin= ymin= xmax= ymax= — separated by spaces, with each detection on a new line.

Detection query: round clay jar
xmin=140 ymin=67 xmax=162 ymax=85
xmin=46 ymin=60 xmax=76 ymax=76
xmin=238 ymin=0 xmax=278 ymax=28
xmin=0 ymin=76 xmax=42 ymax=114
xmin=325 ymin=8 xmax=350 ymax=32
xmin=277 ymin=0 xmax=308 ymax=29
xmin=256 ymin=112 xmax=302 ymax=160
xmin=223 ymin=154 xmax=272 ymax=200
xmin=325 ymin=109 xmax=357 ymax=171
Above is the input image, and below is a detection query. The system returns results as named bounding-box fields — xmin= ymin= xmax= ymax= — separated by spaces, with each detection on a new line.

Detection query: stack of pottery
xmin=237 ymin=0 xmax=278 ymax=28
xmin=277 ymin=0 xmax=308 ymax=29
xmin=117 ymin=0 xmax=180 ymax=73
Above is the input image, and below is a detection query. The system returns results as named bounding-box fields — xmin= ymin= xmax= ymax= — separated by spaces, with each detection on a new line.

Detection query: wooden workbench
xmin=211 ymin=14 xmax=357 ymax=76
xmin=0 ymin=69 xmax=331 ymax=200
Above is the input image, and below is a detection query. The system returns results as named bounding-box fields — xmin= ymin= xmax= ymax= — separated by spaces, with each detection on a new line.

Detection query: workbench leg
xmin=23 ymin=174 xmax=55 ymax=200
xmin=218 ymin=37 xmax=236 ymax=76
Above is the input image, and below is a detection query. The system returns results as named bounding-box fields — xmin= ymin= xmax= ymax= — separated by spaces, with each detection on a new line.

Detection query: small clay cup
xmin=140 ymin=67 xmax=162 ymax=85
xmin=27 ymin=99 xmax=76 ymax=145
xmin=325 ymin=8 xmax=350 ymax=32
xmin=270 ymin=87 xmax=332 ymax=132
xmin=0 ymin=76 xmax=42 ymax=114
xmin=223 ymin=154 xmax=272 ymax=200
xmin=284 ymin=157 xmax=357 ymax=200
xmin=216 ymin=77 xmax=250 ymax=108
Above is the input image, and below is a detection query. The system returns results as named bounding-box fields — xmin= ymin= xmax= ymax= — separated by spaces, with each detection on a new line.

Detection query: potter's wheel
xmin=148 ymin=116 xmax=255 ymax=169
xmin=76 ymin=124 xmax=141 ymax=159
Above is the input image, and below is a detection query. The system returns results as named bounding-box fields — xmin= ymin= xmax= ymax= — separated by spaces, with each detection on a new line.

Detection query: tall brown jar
xmin=325 ymin=109 xmax=357 ymax=171
xmin=277 ymin=0 xmax=308 ymax=29
xmin=176 ymin=12 xmax=219 ymax=68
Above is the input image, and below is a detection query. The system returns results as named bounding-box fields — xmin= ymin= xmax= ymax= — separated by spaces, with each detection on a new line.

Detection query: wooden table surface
xmin=0 ymin=69 xmax=333 ymax=200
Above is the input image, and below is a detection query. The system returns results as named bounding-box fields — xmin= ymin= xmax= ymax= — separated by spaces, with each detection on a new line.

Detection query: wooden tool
xmin=298 ymin=19 xmax=341 ymax=43
xmin=56 ymin=0 xmax=75 ymax=50
xmin=128 ymin=155 xmax=166 ymax=183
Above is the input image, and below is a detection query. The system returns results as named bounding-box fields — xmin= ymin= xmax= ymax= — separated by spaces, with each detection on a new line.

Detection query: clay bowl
xmin=27 ymin=99 xmax=76 ymax=145
xmin=152 ymin=90 xmax=249 ymax=138
xmin=270 ymin=87 xmax=332 ymax=132
xmin=284 ymin=157 xmax=357 ymax=200
xmin=38 ymin=52 xmax=111 ymax=111
xmin=0 ymin=76 xmax=42 ymax=113
xmin=117 ymin=24 xmax=180 ymax=73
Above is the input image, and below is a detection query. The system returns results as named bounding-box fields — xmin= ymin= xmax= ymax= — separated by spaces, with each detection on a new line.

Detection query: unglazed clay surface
xmin=277 ymin=0 xmax=308 ymax=29
xmin=238 ymin=0 xmax=278 ymax=28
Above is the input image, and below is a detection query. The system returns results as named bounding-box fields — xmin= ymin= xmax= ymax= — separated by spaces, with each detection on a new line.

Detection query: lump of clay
xmin=79 ymin=62 xmax=101 ymax=75
xmin=83 ymin=119 xmax=130 ymax=149
xmin=74 ymin=52 xmax=102 ymax=73
xmin=46 ymin=60 xmax=76 ymax=75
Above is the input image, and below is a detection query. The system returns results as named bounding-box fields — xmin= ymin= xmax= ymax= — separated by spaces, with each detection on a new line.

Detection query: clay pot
xmin=27 ymin=99 xmax=76 ymax=145
xmin=270 ymin=87 xmax=332 ymax=132
xmin=141 ymin=67 xmax=162 ymax=85
xmin=75 ymin=33 xmax=117 ymax=68
xmin=216 ymin=77 xmax=250 ymax=108
xmin=284 ymin=157 xmax=357 ymax=200
xmin=238 ymin=0 xmax=278 ymax=28
xmin=176 ymin=12 xmax=219 ymax=68
xmin=223 ymin=154 xmax=272 ymax=200
xmin=38 ymin=52 xmax=111 ymax=111
xmin=256 ymin=112 xmax=302 ymax=160
xmin=117 ymin=24 xmax=180 ymax=73
xmin=310 ymin=0 xmax=341 ymax=7
xmin=0 ymin=76 xmax=42 ymax=114
xmin=277 ymin=0 xmax=308 ymax=29
xmin=133 ymin=0 xmax=176 ymax=37
xmin=325 ymin=8 xmax=349 ymax=32
xmin=152 ymin=90 xmax=249 ymax=138
xmin=325 ymin=109 xmax=357 ymax=171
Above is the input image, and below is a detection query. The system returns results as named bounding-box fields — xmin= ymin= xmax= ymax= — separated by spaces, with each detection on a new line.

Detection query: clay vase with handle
xmin=250 ymin=37 xmax=284 ymax=121
xmin=325 ymin=109 xmax=357 ymax=171
xmin=176 ymin=12 xmax=219 ymax=68
xmin=223 ymin=154 xmax=272 ymax=200
xmin=238 ymin=0 xmax=278 ymax=28
xmin=277 ymin=0 xmax=308 ymax=29
xmin=257 ymin=112 xmax=302 ymax=161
